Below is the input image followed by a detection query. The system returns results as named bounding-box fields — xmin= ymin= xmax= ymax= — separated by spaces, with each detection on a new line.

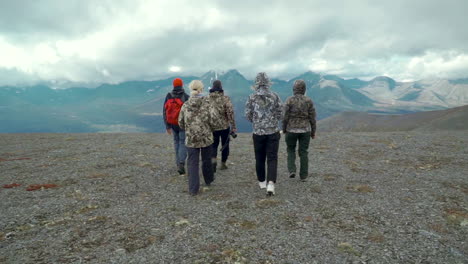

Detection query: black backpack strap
xmin=182 ymin=93 xmax=189 ymax=102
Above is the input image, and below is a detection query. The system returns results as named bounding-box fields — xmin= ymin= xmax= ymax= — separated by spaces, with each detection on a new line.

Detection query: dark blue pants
xmin=171 ymin=126 xmax=187 ymax=166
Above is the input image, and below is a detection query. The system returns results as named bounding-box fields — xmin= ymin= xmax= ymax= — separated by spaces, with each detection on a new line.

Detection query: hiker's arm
xmin=282 ymin=99 xmax=290 ymax=133
xmin=309 ymin=100 xmax=316 ymax=138
xmin=275 ymin=95 xmax=283 ymax=130
xmin=245 ymin=96 xmax=253 ymax=123
xmin=178 ymin=106 xmax=186 ymax=131
xmin=226 ymin=97 xmax=237 ymax=132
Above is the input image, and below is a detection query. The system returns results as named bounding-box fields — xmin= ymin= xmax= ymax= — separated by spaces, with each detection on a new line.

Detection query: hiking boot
xmin=266 ymin=181 xmax=275 ymax=196
xmin=300 ymin=178 xmax=308 ymax=182
xmin=258 ymin=181 xmax=267 ymax=189
xmin=289 ymin=172 xmax=296 ymax=178
xmin=220 ymin=162 xmax=228 ymax=170
xmin=177 ymin=163 xmax=185 ymax=175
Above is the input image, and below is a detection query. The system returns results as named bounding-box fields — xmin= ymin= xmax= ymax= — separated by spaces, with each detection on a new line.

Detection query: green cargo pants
xmin=285 ymin=132 xmax=311 ymax=179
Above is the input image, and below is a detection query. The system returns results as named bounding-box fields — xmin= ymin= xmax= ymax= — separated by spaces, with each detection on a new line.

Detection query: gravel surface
xmin=1 ymin=132 xmax=467 ymax=264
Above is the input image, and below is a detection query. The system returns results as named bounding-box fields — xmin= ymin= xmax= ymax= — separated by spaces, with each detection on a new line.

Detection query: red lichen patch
xmin=367 ymin=231 xmax=385 ymax=243
xmin=444 ymin=208 xmax=468 ymax=217
xmin=26 ymin=184 xmax=59 ymax=191
xmin=444 ymin=208 xmax=468 ymax=225
xmin=86 ymin=173 xmax=110 ymax=179
xmin=2 ymin=183 xmax=21 ymax=188
xmin=0 ymin=157 xmax=31 ymax=162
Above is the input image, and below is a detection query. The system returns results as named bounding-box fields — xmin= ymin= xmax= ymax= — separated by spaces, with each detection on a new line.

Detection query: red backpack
xmin=164 ymin=97 xmax=184 ymax=125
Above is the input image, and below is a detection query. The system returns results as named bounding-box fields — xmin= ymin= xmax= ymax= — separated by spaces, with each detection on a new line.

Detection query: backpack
xmin=164 ymin=95 xmax=184 ymax=125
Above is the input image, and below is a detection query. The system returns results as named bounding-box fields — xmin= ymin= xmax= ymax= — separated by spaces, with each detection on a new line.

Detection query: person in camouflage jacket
xmin=207 ymin=80 xmax=237 ymax=171
xmin=178 ymin=80 xmax=214 ymax=195
xmin=282 ymin=79 xmax=316 ymax=181
xmin=245 ymin=72 xmax=283 ymax=195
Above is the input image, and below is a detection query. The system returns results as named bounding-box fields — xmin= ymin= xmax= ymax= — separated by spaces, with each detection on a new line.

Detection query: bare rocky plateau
xmin=1 ymin=132 xmax=467 ymax=263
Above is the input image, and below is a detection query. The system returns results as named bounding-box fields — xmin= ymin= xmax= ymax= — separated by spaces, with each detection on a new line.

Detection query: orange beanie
xmin=173 ymin=78 xmax=183 ymax=87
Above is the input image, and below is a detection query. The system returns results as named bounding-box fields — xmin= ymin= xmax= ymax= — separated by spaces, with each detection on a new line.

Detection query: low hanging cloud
xmin=0 ymin=0 xmax=467 ymax=86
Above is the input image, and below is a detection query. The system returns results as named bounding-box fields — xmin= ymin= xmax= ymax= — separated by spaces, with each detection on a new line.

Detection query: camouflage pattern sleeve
xmin=206 ymin=97 xmax=215 ymax=132
xmin=274 ymin=93 xmax=283 ymax=126
xmin=225 ymin=96 xmax=236 ymax=130
xmin=282 ymin=97 xmax=291 ymax=132
xmin=245 ymin=95 xmax=253 ymax=123
xmin=309 ymin=100 xmax=317 ymax=136
xmin=178 ymin=104 xmax=186 ymax=131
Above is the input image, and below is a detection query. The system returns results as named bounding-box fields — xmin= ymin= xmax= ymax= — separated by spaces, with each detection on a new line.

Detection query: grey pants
xmin=187 ymin=146 xmax=214 ymax=195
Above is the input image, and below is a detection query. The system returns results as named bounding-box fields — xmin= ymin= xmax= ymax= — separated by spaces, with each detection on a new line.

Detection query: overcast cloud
xmin=0 ymin=0 xmax=467 ymax=86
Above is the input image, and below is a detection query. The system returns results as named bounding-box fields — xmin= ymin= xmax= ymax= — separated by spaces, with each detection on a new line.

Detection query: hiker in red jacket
xmin=163 ymin=78 xmax=190 ymax=175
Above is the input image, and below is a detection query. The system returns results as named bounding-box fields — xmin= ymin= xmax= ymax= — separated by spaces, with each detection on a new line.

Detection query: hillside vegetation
xmin=318 ymin=105 xmax=468 ymax=132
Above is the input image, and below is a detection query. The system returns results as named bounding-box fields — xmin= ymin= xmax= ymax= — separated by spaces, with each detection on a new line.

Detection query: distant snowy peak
xmin=318 ymin=79 xmax=340 ymax=89
xmin=370 ymin=76 xmax=396 ymax=89
xmin=355 ymin=76 xmax=468 ymax=108
xmin=201 ymin=69 xmax=244 ymax=85
xmin=414 ymin=79 xmax=468 ymax=107
xmin=358 ymin=76 xmax=396 ymax=102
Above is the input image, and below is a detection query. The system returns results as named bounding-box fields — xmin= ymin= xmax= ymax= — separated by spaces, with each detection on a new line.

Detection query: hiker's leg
xmin=211 ymin=130 xmax=221 ymax=159
xmin=178 ymin=130 xmax=187 ymax=166
xmin=285 ymin=132 xmax=298 ymax=175
xmin=187 ymin=147 xmax=200 ymax=195
xmin=266 ymin=132 xmax=280 ymax=183
xmin=220 ymin=127 xmax=230 ymax=163
xmin=172 ymin=128 xmax=179 ymax=165
xmin=298 ymin=132 xmax=311 ymax=180
xmin=201 ymin=146 xmax=214 ymax=185
xmin=253 ymin=134 xmax=267 ymax=182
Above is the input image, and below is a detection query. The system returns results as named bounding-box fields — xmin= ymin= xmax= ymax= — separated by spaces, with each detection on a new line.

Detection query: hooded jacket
xmin=282 ymin=80 xmax=316 ymax=136
xmin=163 ymin=86 xmax=190 ymax=130
xmin=245 ymin=82 xmax=283 ymax=135
xmin=178 ymin=95 xmax=214 ymax=148
xmin=207 ymin=91 xmax=236 ymax=131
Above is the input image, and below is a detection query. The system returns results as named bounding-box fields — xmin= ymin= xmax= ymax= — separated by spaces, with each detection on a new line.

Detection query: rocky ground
xmin=0 ymin=132 xmax=467 ymax=264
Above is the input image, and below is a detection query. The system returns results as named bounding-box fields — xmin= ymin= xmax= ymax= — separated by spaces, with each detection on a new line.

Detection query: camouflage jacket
xmin=178 ymin=95 xmax=214 ymax=148
xmin=207 ymin=92 xmax=236 ymax=131
xmin=245 ymin=86 xmax=283 ymax=135
xmin=282 ymin=86 xmax=316 ymax=135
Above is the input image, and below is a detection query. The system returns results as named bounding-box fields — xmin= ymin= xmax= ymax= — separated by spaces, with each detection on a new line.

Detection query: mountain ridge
xmin=1 ymin=70 xmax=468 ymax=133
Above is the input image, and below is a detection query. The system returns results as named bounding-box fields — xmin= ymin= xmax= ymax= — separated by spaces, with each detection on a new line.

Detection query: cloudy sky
xmin=0 ymin=0 xmax=467 ymax=86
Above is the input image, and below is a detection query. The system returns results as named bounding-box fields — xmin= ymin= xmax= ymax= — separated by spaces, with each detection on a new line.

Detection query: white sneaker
xmin=258 ymin=181 xmax=267 ymax=189
xmin=267 ymin=181 xmax=275 ymax=195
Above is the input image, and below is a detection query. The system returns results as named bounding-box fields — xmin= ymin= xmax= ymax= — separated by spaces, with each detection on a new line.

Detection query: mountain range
xmin=1 ymin=70 xmax=467 ymax=133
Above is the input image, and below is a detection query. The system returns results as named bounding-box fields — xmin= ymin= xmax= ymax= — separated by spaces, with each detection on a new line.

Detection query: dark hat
xmin=210 ymin=80 xmax=224 ymax=93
